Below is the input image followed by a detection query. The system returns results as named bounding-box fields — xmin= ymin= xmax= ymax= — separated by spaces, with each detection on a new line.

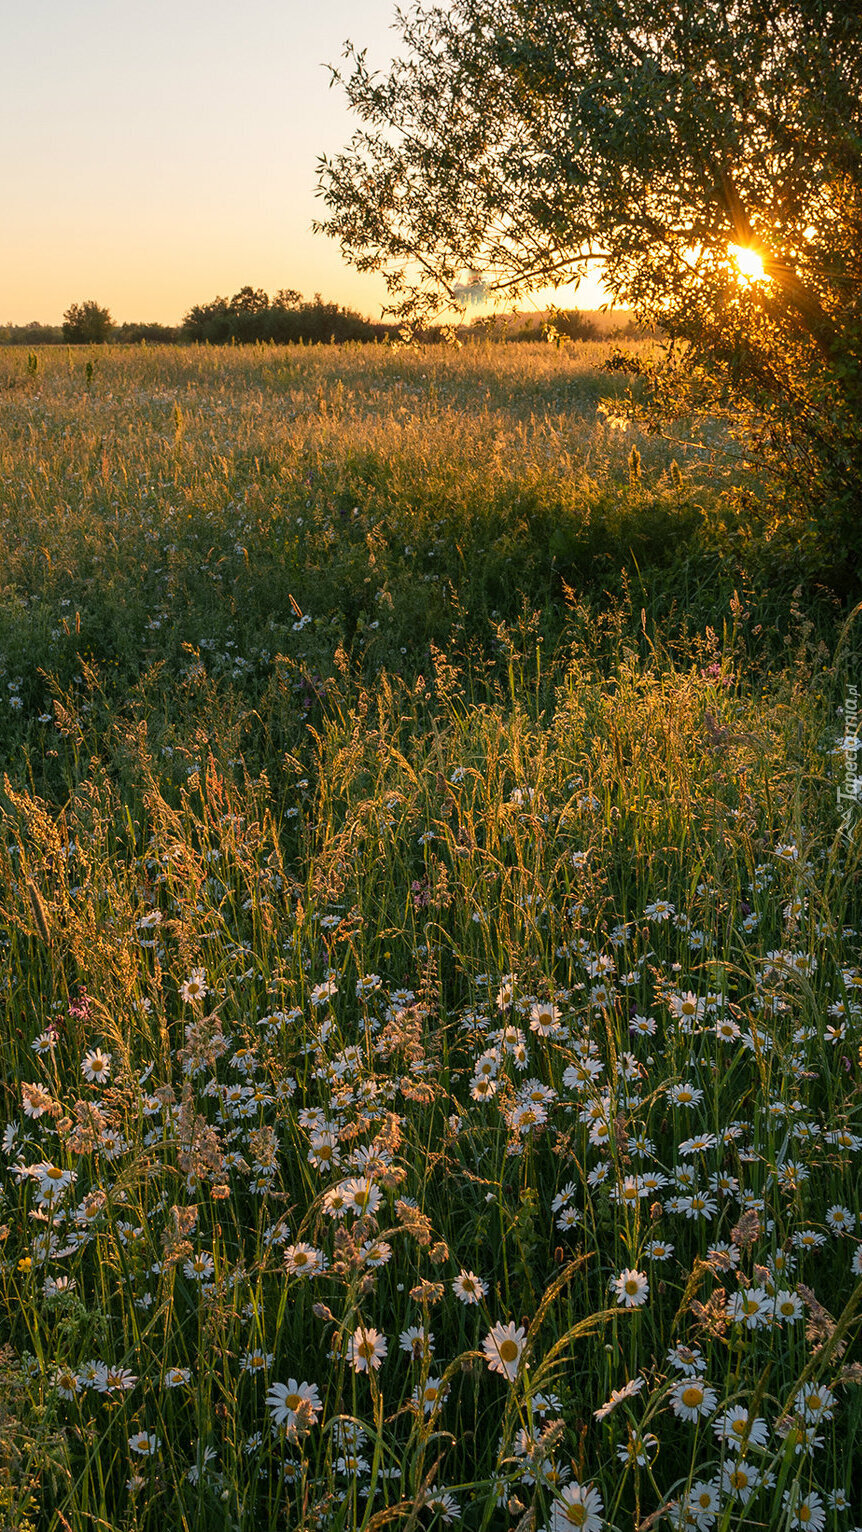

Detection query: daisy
xmin=283 ymin=1243 xmax=327 ymax=1277
xmin=482 ymin=1321 xmax=527 ymax=1381
xmin=452 ymin=1270 xmax=487 ymax=1304
xmin=670 ymin=1378 xmax=718 ymax=1421
xmin=182 ymin=1252 xmax=215 ymax=1281
xmin=342 ymin=1178 xmax=382 ymax=1217
xmin=557 ymin=1207 xmax=583 ymax=1231
xmin=726 ymin=1287 xmax=772 ymax=1329
xmin=782 ymin=1489 xmax=826 ymax=1531
xmin=266 ymin=1379 xmax=322 ymax=1433
xmin=530 ymin=1000 xmax=561 ymax=1035
xmin=346 ymin=1326 xmax=387 ymax=1374
xmin=399 ymin=1326 xmax=434 ymax=1359
xmin=721 ymin=1459 xmax=761 ymax=1504
xmin=644 ymin=899 xmax=675 ymax=922
xmin=643 ymin=1239 xmax=674 ymax=1262
xmin=163 ymin=1367 xmax=191 ymax=1387
xmin=795 ymin=1382 xmax=835 ymax=1423
xmin=594 ymin=1376 xmax=644 ymax=1420
xmin=240 ymin=1349 xmax=273 ymax=1373
xmin=128 ymin=1432 xmax=160 ymax=1456
xmin=422 ymin=1487 xmax=460 ymax=1524
xmin=412 ymin=1377 xmax=448 ymax=1414
xmin=613 ymin=1269 xmax=649 ymax=1308
xmin=54 ymin=1366 xmax=81 ymax=1400
xmin=21 ymin=1082 xmax=54 ymax=1118
xmin=179 ymin=970 xmax=207 ymax=1004
xmin=546 ymin=1481 xmax=605 ymax=1531
xmin=685 ymin=1480 xmax=720 ymax=1527
xmin=714 ymin=1407 xmax=769 ymax=1451
xmin=826 ymin=1205 xmax=856 ymax=1235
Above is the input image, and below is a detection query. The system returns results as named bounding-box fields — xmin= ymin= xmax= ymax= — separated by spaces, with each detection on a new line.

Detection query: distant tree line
xmin=0 ymin=290 xmax=397 ymax=346
xmin=1 ymin=290 xmax=642 ymax=346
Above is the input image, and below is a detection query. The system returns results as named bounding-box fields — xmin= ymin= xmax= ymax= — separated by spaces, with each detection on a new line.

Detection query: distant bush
xmin=113 ymin=322 xmax=182 ymax=344
xmin=0 ymin=321 xmax=63 ymax=345
xmin=181 ymin=286 xmax=393 ymax=345
xmin=63 ymin=300 xmax=114 ymax=344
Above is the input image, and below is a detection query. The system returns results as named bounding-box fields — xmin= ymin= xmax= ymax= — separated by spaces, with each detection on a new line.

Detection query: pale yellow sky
xmin=1 ymin=0 xmax=606 ymax=326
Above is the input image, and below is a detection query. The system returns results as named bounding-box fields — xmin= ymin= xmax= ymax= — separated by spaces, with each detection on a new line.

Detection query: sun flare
xmin=729 ymin=243 xmax=768 ymax=282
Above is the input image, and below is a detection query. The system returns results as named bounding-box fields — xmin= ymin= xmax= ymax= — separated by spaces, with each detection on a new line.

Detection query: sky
xmin=1 ymin=0 xmax=605 ymax=326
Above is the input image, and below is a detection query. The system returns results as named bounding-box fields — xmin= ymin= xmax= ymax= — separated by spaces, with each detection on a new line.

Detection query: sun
xmin=729 ymin=243 xmax=768 ymax=282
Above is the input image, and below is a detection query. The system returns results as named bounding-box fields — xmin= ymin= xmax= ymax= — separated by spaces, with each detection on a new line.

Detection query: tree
xmin=62 ymin=300 xmax=114 ymax=344
xmin=317 ymin=1 xmax=862 ymax=572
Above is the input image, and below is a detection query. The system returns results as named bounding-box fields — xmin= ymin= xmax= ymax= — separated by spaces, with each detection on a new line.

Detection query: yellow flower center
xmin=563 ymin=1506 xmax=587 ymax=1528
xmin=681 ymin=1386 xmax=703 ymax=1408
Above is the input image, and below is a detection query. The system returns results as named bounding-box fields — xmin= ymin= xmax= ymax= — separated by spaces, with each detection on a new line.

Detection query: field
xmin=0 ymin=341 xmax=860 ymax=1532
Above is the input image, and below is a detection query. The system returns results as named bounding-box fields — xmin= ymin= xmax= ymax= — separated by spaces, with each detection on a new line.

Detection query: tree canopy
xmin=317 ymin=0 xmax=862 ymax=569
xmin=62 ymin=300 xmax=114 ymax=344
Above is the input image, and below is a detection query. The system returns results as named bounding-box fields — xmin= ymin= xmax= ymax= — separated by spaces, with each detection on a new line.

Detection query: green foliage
xmin=317 ymin=0 xmax=862 ymax=573
xmin=181 ymin=287 xmax=393 ymax=345
xmin=62 ymin=300 xmax=114 ymax=345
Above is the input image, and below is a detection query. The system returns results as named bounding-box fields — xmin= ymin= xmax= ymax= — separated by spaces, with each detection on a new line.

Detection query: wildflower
xmin=482 ymin=1321 xmax=527 ymax=1381
xmin=613 ymin=1269 xmax=649 ymax=1308
xmin=795 ymin=1382 xmax=836 ymax=1423
xmin=721 ymin=1459 xmax=761 ymax=1504
xmin=346 ymin=1326 xmax=387 ymax=1373
xmin=782 ymin=1488 xmax=826 ymax=1530
xmin=179 ymin=970 xmax=207 ymax=1004
xmin=413 ymin=1377 xmax=448 ymax=1414
xmin=54 ymin=1366 xmax=81 ymax=1400
xmin=496 ymin=973 xmax=517 ymax=1010
xmin=667 ymin=1083 xmax=704 ymax=1108
xmin=670 ymin=1378 xmax=718 ymax=1421
xmin=793 ymin=1228 xmax=827 ymax=1251
xmin=103 ymin=1367 xmax=137 ymax=1392
xmin=21 ymin=1082 xmax=54 ymax=1118
xmin=530 ymin=1000 xmax=562 ymax=1035
xmin=557 ymin=1206 xmax=583 ymax=1231
xmin=343 ymin=1178 xmax=382 ymax=1217
xmin=546 ymin=1481 xmax=605 ymax=1531
xmin=826 ymin=1205 xmax=856 ymax=1235
xmin=773 ymin=1290 xmax=804 ymax=1322
xmin=128 ymin=1432 xmax=160 ymax=1456
xmin=714 ymin=1407 xmax=769 ymax=1451
xmin=81 ymin=1047 xmax=113 ymax=1083
xmin=678 ymin=1133 xmax=717 ymax=1156
xmin=266 ymin=1379 xmax=322 ymax=1433
xmin=361 ymin=1239 xmax=392 ymax=1267
xmin=678 ymin=1192 xmax=719 ymax=1221
xmin=726 ymin=1287 xmax=772 ymax=1329
xmin=240 ymin=1349 xmax=273 ymax=1374
xmin=422 ymin=1487 xmax=460 ymax=1524
xmin=668 ymin=1343 xmax=703 ymax=1375
xmin=310 ymin=978 xmax=338 ymax=1006
xmin=594 ymin=1376 xmax=643 ymax=1420
xmin=182 ymin=1252 xmax=215 ymax=1281
xmin=163 ymin=1367 xmax=191 ymax=1387
xmin=644 ymin=1239 xmax=674 ymax=1262
xmin=685 ymin=1480 xmax=720 ymax=1527
xmin=399 ymin=1325 xmax=434 ymax=1360
xmin=452 ymin=1270 xmax=487 ymax=1304
xmin=283 ymin=1243 xmax=327 ymax=1277
xmin=644 ymin=899 xmax=675 ymax=921
xmin=615 ymin=1429 xmax=657 ymax=1467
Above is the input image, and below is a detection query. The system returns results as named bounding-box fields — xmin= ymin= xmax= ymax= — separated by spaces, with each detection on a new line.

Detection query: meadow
xmin=0 ymin=339 xmax=860 ymax=1532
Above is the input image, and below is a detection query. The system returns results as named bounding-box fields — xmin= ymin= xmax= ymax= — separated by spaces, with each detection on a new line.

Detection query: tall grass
xmin=0 ymin=342 xmax=859 ymax=1532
